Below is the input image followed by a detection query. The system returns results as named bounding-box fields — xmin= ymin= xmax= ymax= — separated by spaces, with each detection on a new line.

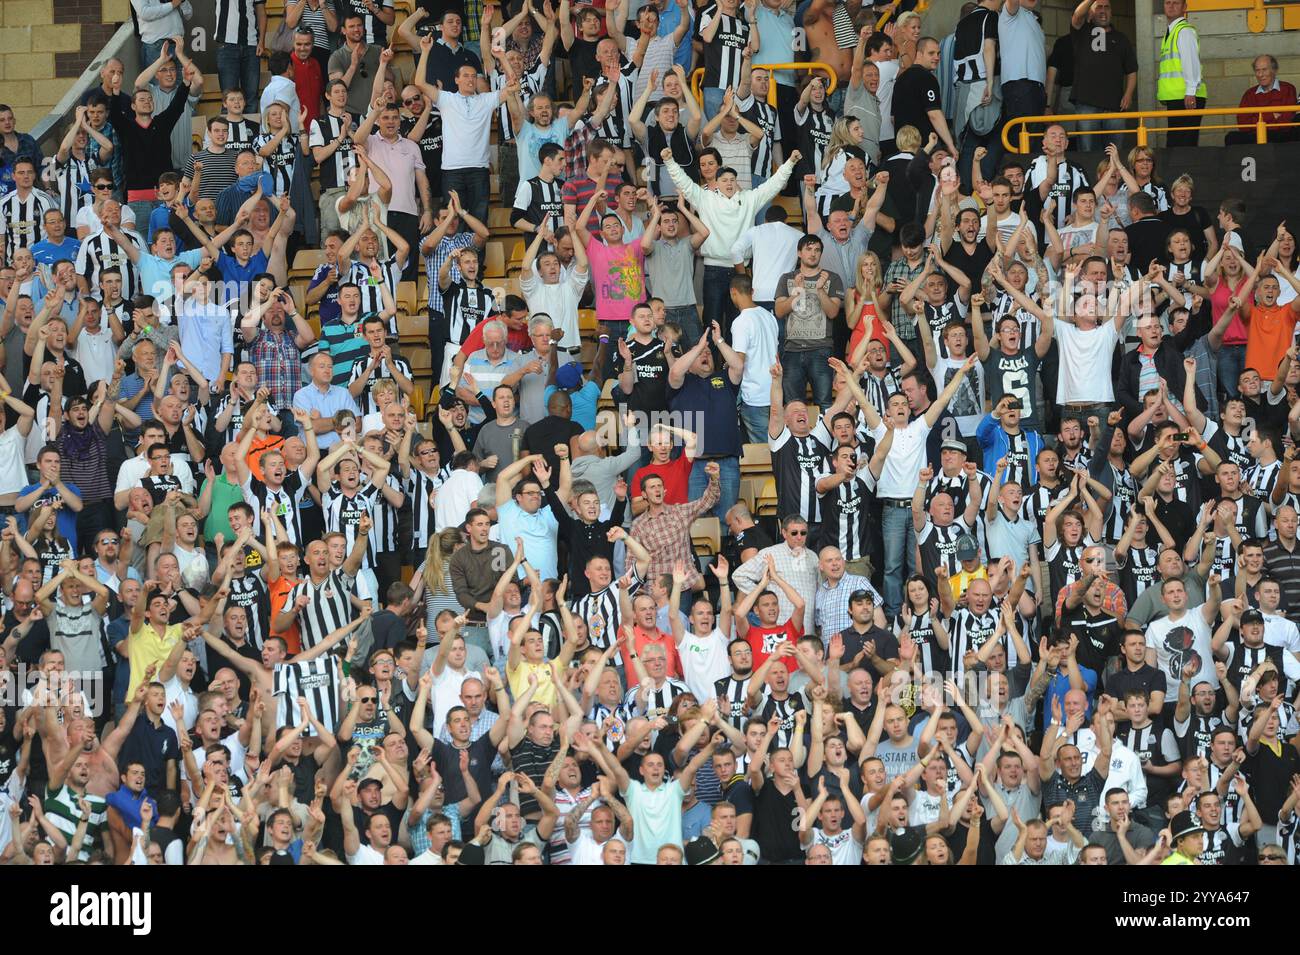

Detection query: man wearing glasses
xmin=92 ymin=529 xmax=139 ymax=594
xmin=732 ymin=516 xmax=821 ymax=634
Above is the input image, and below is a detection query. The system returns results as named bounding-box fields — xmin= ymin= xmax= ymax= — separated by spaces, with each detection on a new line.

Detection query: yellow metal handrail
xmin=1002 ymin=104 xmax=1300 ymax=153
xmin=690 ymin=62 xmax=838 ymax=108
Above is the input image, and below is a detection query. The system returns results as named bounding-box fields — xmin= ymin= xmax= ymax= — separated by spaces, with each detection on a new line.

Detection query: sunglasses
xmin=402 ymin=96 xmax=421 ymax=105
xmin=98 ymin=537 xmax=119 ymax=545
xmin=786 ymin=529 xmax=808 ymax=537
xmin=1260 ymin=852 xmax=1285 ymax=861
xmin=94 ymin=184 xmax=113 ymax=191
xmin=358 ymin=695 xmax=377 ymax=702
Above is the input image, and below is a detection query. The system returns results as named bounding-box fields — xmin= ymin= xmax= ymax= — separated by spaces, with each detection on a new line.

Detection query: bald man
xmin=569 ymin=410 xmax=644 ymax=511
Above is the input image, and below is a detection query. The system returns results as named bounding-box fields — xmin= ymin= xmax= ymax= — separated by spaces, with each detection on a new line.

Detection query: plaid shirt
xmin=882 ymin=255 xmax=926 ymax=342
xmin=248 ymin=327 xmax=302 ymax=409
xmin=732 ymin=544 xmax=821 ymax=634
xmin=437 ymin=708 xmax=499 ymax=744
xmin=1053 ymin=579 xmax=1127 ymax=625
xmin=814 ymin=573 xmax=883 ymax=640
xmin=564 ymin=119 xmax=598 ymax=183
xmin=630 ymin=477 xmax=720 ymax=589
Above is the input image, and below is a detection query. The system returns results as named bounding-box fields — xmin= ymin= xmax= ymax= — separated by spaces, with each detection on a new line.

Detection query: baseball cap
xmin=1240 ymin=608 xmax=1265 ymax=627
xmin=556 ymin=361 xmax=584 ymax=390
xmin=955 ymin=534 xmax=979 ymax=562
xmin=357 ymin=778 xmax=383 ymax=792
xmin=849 ymin=588 xmax=876 ymax=605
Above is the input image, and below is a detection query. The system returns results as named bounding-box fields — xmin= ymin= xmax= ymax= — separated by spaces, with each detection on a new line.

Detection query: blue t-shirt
xmin=544 ymin=381 xmax=600 ymax=431
xmin=32 ymin=237 xmax=81 ymax=267
xmin=18 ymin=481 xmax=84 ymax=554
xmin=217 ymin=249 xmax=270 ymax=299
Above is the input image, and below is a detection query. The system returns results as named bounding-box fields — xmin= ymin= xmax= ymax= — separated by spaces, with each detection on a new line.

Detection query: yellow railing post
xmin=690 ymin=62 xmax=837 ymax=108
xmin=1018 ymin=125 xmax=1029 ymax=154
xmin=1257 ymin=115 xmax=1268 ymax=145
xmin=1136 ymin=115 xmax=1147 ymax=148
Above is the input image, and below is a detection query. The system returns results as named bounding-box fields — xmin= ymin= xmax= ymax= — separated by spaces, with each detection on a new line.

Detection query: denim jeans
xmin=995 ymin=78 xmax=1045 ymax=175
xmin=702 ymin=265 xmax=736 ymax=339
xmin=702 ymin=87 xmax=726 ymax=125
xmin=1071 ymin=102 xmax=1128 ymax=153
xmin=780 ymin=345 xmax=832 ymax=409
xmin=664 ymin=304 xmax=702 ymax=348
xmin=141 ymin=39 xmax=167 ymax=68
xmin=1217 ymin=344 xmax=1246 ymax=399
xmin=881 ymin=502 xmax=916 ymax=618
xmin=688 ymin=456 xmax=739 ymax=521
xmin=739 ymin=402 xmax=770 ymax=443
xmin=443 ymin=167 xmax=490 ymax=225
xmin=217 ymin=43 xmax=261 ymax=106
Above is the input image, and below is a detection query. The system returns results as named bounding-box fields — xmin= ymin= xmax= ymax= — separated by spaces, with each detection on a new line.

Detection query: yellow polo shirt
xmin=126 ymin=622 xmax=186 ymax=699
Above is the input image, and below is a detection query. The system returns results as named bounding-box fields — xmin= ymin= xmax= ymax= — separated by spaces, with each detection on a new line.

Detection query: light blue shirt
xmin=754 ymin=6 xmax=795 ymax=87
xmin=137 ymin=249 xmax=205 ymax=302
xmin=291 ymin=383 xmax=358 ymax=449
xmin=496 ymin=499 xmax=559 ymax=580
xmin=515 ymin=118 xmax=570 ymax=182
xmin=175 ymin=298 xmax=234 ymax=384
xmin=998 ymin=5 xmax=1047 ymax=85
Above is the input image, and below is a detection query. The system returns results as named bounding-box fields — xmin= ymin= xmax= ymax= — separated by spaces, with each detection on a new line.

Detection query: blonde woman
xmin=1164 ymin=173 xmax=1217 ymax=261
xmin=891 ymin=11 xmax=922 ymax=69
xmin=816 ymin=116 xmax=867 ymax=216
xmin=1118 ymin=144 xmax=1168 ymax=211
xmin=413 ymin=527 xmax=466 ymax=637
xmin=845 ymin=250 xmax=886 ymax=360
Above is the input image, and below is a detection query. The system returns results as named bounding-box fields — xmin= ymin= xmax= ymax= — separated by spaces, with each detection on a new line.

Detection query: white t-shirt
xmin=875 ymin=59 xmax=900 ymax=140
xmin=1145 ymin=608 xmax=1218 ymax=693
xmin=72 ymin=324 xmax=117 ymax=387
xmin=871 ymin=418 xmax=933 ymax=499
xmin=162 ymin=674 xmax=198 ymax=734
xmin=347 ymin=842 xmax=385 ymax=865
xmin=678 ymin=627 xmax=731 ymax=702
xmin=567 ymin=830 xmax=628 ymax=865
xmin=430 ymin=665 xmax=481 ymax=736
xmin=1053 ymin=320 xmax=1120 ymax=404
xmin=438 ymin=91 xmax=499 ymax=169
xmin=434 ymin=468 xmax=484 ymax=532
xmin=730 ymin=306 xmax=779 ymax=407
xmin=76 ymin=204 xmax=137 ymax=235
xmin=0 ymin=426 xmax=27 ymax=497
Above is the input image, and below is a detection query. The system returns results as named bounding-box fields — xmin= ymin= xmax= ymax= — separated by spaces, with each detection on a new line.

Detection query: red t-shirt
xmin=459 ymin=316 xmax=527 ymax=356
xmin=632 ymin=453 xmax=693 ymax=505
xmin=746 ymin=619 xmax=803 ymax=673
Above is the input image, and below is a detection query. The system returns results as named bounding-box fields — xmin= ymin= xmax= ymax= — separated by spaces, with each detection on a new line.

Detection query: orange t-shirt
xmin=625 ymin=626 xmax=683 ymax=687
xmin=245 ymin=434 xmax=286 ymax=483
xmin=269 ymin=575 xmax=301 ymax=655
xmin=1244 ymin=303 xmax=1299 ymax=381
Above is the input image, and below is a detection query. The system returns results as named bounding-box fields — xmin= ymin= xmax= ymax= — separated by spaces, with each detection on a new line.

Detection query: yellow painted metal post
xmin=1257 ymin=116 xmax=1268 ymax=144
xmin=1136 ymin=115 xmax=1147 ymax=148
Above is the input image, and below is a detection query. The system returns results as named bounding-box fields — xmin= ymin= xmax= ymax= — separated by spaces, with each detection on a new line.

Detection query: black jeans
xmin=76 ymin=500 xmax=115 ymax=557
xmin=387 ymin=209 xmax=422 ymax=283
xmin=1162 ymin=97 xmax=1206 ymax=147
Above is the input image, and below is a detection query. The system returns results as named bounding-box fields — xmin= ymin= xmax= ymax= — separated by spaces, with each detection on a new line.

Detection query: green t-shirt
xmin=202 ymin=474 xmax=245 ymax=542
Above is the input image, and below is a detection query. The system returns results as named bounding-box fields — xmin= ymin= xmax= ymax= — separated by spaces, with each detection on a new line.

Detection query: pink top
xmin=586 ymin=236 xmax=646 ymax=324
xmin=1211 ymin=273 xmax=1249 ymax=346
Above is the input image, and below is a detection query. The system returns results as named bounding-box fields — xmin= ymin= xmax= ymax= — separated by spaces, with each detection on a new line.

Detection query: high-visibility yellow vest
xmin=1157 ymin=19 xmax=1207 ymax=101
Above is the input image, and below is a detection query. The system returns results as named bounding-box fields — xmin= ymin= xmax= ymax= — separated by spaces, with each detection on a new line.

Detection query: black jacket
xmin=1114 ymin=335 xmax=1207 ymax=416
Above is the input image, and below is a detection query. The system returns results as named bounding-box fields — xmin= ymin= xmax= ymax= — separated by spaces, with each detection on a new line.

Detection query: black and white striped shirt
xmin=214 ymin=0 xmax=265 ymax=47
xmin=818 ymin=474 xmax=875 ymax=562
xmin=511 ymin=176 xmax=566 ymax=237
xmin=285 ymin=569 xmax=357 ymax=651
xmin=0 ymin=189 xmax=54 ymax=252
xmin=893 ymin=609 xmax=946 ymax=674
xmin=859 ymin=369 xmax=903 ymax=420
xmin=224 ymin=117 xmax=260 ymax=153
xmin=991 ymin=290 xmax=1042 ymax=353
xmin=715 ymin=673 xmax=752 ymax=730
xmin=227 ymin=572 xmax=271 ymax=650
xmin=771 ymin=426 xmax=831 ymax=524
xmin=571 ymin=569 xmax=645 ymax=655
xmin=348 ymin=352 xmax=413 ymax=416
xmin=274 ymin=656 xmax=343 ymax=735
xmin=737 ymin=94 xmax=778 ymax=178
xmin=406 ymin=466 xmax=442 ymax=552
xmin=52 ymin=156 xmax=96 ymax=225
xmin=335 ymin=0 xmax=392 ymax=44
xmin=253 ymin=131 xmax=298 ymax=196
xmin=493 ymin=63 xmax=546 ymax=143
xmin=794 ymin=105 xmax=834 ymax=178
xmin=323 ymin=485 xmax=382 ymax=567
xmin=948 ymin=607 xmax=1001 ymax=678
xmin=442 ymin=281 xmax=494 ymax=349
xmin=698 ymin=5 xmax=750 ymax=90
xmin=624 ymin=677 xmax=691 ymax=719
xmin=242 ymin=471 xmax=309 ymax=546
xmin=348 ymin=258 xmax=400 ymax=335
xmin=75 ymin=229 xmax=141 ymax=300
xmin=1245 ymin=459 xmax=1281 ymax=500
xmin=595 ymin=59 xmax=640 ymax=149
xmin=216 ymin=393 xmax=280 ymax=446
xmin=309 ymin=112 xmax=357 ymax=191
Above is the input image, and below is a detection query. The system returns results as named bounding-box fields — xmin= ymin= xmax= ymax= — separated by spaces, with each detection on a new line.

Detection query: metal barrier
xmin=690 ymin=62 xmax=838 ymax=108
xmin=1001 ymin=104 xmax=1300 ymax=153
